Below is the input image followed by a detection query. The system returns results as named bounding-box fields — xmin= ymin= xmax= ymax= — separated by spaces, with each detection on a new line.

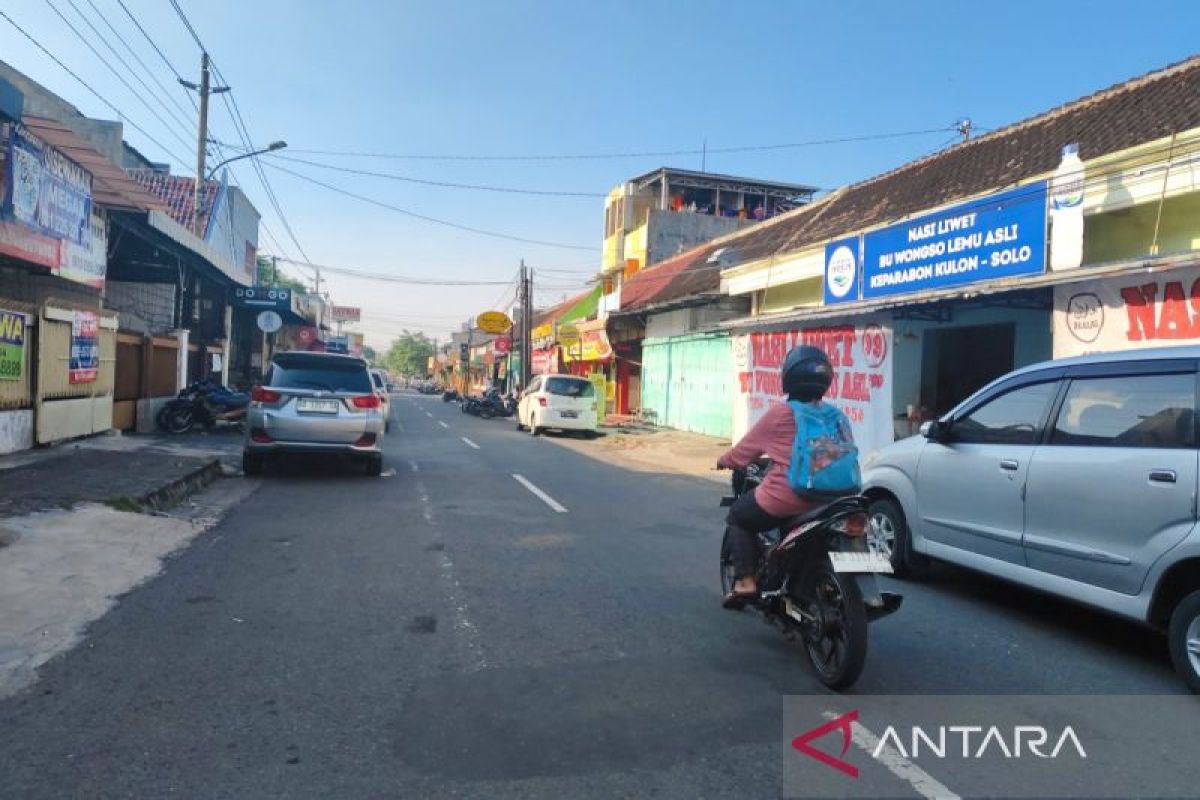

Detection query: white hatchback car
xmin=517 ymin=374 xmax=598 ymax=436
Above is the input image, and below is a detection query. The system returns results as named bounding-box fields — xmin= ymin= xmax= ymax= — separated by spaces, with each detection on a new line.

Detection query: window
xmin=1050 ymin=373 xmax=1195 ymax=449
xmin=545 ymin=377 xmax=594 ymax=398
xmin=269 ymin=355 xmax=372 ymax=393
xmin=951 ymin=380 xmax=1058 ymax=445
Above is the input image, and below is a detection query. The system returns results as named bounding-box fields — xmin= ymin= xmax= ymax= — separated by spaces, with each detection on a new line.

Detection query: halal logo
xmin=826 ymin=245 xmax=857 ymax=299
xmin=1065 ymin=292 xmax=1103 ymax=343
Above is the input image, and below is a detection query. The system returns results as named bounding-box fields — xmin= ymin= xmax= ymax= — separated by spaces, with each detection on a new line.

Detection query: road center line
xmin=461 ymin=437 xmax=480 ymax=450
xmin=823 ymin=711 xmax=960 ymax=800
xmin=438 ymin=420 xmax=449 ymax=429
xmin=512 ymin=473 xmax=568 ymax=513
xmin=425 ymin=411 xmax=433 ymax=418
xmin=409 ymin=460 xmax=419 ymax=473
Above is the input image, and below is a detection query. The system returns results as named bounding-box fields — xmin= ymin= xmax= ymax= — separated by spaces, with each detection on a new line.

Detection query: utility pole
xmin=270 ymin=255 xmax=278 ymax=286
xmin=957 ymin=118 xmax=973 ymax=143
xmin=181 ymin=53 xmax=229 ymax=237
xmin=519 ymin=259 xmax=532 ymax=389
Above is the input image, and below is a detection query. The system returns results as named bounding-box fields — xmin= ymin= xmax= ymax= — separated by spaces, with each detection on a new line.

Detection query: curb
xmin=134 ymin=458 xmax=224 ymax=512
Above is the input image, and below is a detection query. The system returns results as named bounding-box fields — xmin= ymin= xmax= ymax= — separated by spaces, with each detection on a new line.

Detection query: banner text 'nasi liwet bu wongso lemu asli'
xmin=736 ymin=322 xmax=893 ymax=456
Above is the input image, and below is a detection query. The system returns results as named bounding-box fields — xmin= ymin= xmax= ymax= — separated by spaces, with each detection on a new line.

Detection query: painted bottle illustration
xmin=1049 ymin=143 xmax=1085 ymax=271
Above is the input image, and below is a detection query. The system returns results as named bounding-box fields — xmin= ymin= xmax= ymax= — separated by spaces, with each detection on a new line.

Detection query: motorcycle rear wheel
xmin=794 ymin=559 xmax=868 ymax=690
xmin=162 ymin=406 xmax=196 ymax=434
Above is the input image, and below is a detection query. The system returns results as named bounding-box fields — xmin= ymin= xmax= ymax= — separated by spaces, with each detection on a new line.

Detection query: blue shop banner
xmin=823 ymin=237 xmax=861 ymax=305
xmin=862 ymin=182 xmax=1047 ymax=300
xmin=3 ymin=122 xmax=93 ymax=247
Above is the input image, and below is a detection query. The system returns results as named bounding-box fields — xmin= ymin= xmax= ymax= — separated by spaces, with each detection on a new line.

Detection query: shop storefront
xmin=561 ymin=317 xmax=613 ymax=417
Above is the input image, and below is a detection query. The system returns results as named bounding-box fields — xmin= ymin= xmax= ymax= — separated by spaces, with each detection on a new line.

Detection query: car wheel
xmin=1168 ymin=589 xmax=1200 ymax=694
xmin=530 ymin=415 xmax=542 ymax=437
xmin=515 ymin=414 xmax=525 ymax=431
xmin=868 ymin=497 xmax=928 ymax=579
xmin=364 ymin=454 xmax=383 ymax=477
xmin=242 ymin=451 xmax=265 ymax=476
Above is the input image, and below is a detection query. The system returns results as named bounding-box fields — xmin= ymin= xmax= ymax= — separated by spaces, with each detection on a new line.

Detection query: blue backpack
xmin=786 ymin=400 xmax=862 ymax=499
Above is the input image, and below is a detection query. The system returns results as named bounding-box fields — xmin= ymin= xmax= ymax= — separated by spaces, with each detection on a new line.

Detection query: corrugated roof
xmin=619 ymin=243 xmax=725 ymax=312
xmin=127 ymin=168 xmax=219 ymax=231
xmin=531 ymin=288 xmax=593 ymax=328
xmin=21 ymin=116 xmax=166 ymax=212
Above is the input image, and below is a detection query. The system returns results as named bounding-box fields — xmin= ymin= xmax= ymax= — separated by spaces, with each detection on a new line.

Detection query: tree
xmin=383 ymin=331 xmax=435 ymax=377
xmin=362 ymin=345 xmax=377 ymax=365
xmin=255 ymin=256 xmax=308 ymax=293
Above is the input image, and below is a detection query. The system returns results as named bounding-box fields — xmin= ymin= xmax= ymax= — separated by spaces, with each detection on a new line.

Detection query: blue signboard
xmin=862 ymin=182 xmax=1047 ymax=300
xmin=3 ymin=123 xmax=93 ymax=247
xmin=823 ymin=237 xmax=861 ymax=305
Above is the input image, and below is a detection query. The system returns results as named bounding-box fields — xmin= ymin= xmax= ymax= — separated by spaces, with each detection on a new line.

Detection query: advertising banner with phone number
xmin=0 ymin=309 xmax=26 ymax=381
xmin=735 ymin=318 xmax=894 ymax=457
xmin=69 ymin=310 xmax=99 ymax=384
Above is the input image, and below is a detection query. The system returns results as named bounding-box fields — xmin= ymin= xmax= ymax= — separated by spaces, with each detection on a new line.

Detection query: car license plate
xmin=560 ymin=410 xmax=578 ymax=419
xmin=296 ymin=398 xmax=340 ymax=414
xmin=829 ymin=551 xmax=894 ymax=574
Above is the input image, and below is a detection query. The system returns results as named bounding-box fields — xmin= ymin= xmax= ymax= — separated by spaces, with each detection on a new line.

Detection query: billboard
xmin=862 ymin=183 xmax=1047 ymax=300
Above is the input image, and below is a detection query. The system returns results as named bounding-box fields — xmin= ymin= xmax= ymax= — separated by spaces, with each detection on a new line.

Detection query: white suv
xmin=517 ymin=374 xmax=598 ymax=436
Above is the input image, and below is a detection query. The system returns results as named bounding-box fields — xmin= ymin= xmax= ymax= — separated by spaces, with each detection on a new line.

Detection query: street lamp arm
xmin=205 ymin=141 xmax=287 ymax=181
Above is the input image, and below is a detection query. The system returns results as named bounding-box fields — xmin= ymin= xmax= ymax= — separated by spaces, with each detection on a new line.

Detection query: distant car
xmin=243 ymin=352 xmax=385 ymax=476
xmin=516 ymin=374 xmax=598 ymax=436
xmin=862 ymin=345 xmax=1200 ymax=693
xmin=370 ymin=369 xmax=391 ymax=431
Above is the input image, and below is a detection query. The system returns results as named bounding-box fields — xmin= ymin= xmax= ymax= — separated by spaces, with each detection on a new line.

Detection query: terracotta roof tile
xmin=126 ymin=168 xmax=220 ymax=230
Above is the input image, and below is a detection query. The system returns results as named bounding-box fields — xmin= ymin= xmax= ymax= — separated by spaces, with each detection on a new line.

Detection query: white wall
xmin=0 ymin=410 xmax=33 ymax=455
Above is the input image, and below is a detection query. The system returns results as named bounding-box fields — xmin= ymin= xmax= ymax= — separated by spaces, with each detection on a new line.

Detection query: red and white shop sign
xmin=1054 ymin=266 xmax=1200 ymax=358
xmin=735 ymin=319 xmax=894 ymax=456
xmin=532 ymin=347 xmax=558 ymax=375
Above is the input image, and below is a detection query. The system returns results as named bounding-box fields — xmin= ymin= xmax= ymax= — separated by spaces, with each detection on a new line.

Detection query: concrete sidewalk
xmin=0 ymin=428 xmax=255 ymax=699
xmin=0 ymin=428 xmax=243 ymax=517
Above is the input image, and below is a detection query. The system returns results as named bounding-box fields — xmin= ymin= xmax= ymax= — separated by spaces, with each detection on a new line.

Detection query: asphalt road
xmin=0 ymin=391 xmax=1189 ymax=799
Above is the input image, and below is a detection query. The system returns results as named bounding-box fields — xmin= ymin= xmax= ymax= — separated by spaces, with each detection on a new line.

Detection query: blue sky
xmin=4 ymin=0 xmax=1198 ymax=346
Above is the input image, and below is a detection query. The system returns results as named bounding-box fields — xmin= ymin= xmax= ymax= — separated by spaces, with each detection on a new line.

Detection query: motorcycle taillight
xmin=833 ymin=512 xmax=869 ymax=537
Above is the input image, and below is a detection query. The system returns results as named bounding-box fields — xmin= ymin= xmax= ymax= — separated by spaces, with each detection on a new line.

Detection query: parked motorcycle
xmin=442 ymin=389 xmax=459 ymax=403
xmin=461 ymin=389 xmax=514 ymax=419
xmin=158 ymin=380 xmax=250 ymax=434
xmin=719 ymin=460 xmax=901 ymax=689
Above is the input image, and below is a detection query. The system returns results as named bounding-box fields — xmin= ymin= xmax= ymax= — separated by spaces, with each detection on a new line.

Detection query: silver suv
xmin=243 ymin=352 xmax=385 ymax=476
xmin=863 ymin=345 xmax=1200 ymax=692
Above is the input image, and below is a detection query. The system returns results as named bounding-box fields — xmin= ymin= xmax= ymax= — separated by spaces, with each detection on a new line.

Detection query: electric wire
xmin=261 ymin=153 xmax=606 ymax=198
xmin=262 ymin=160 xmax=595 ymax=251
xmin=41 ymin=0 xmax=196 ymax=154
xmin=64 ymin=0 xmax=196 ymax=134
xmin=84 ymin=0 xmax=198 ymax=124
xmin=271 ymin=127 xmax=959 ymax=162
xmin=0 ymin=8 xmax=194 ymax=166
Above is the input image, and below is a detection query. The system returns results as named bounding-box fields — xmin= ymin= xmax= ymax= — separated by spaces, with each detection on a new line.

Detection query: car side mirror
xmin=922 ymin=419 xmax=949 ymax=442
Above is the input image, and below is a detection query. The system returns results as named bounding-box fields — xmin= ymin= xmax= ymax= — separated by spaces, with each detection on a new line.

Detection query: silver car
xmin=243 ymin=352 xmax=385 ymax=476
xmin=863 ymin=345 xmax=1200 ymax=692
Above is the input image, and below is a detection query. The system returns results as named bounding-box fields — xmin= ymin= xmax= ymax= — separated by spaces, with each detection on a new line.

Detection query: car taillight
xmin=251 ymin=386 xmax=281 ymax=403
xmin=250 ymin=428 xmax=273 ymax=443
xmin=351 ymin=394 xmax=381 ymax=409
xmin=833 ymin=512 xmax=869 ymax=537
xmin=352 ymin=433 xmax=377 ymax=447
xmin=537 ymin=396 xmax=548 ymax=407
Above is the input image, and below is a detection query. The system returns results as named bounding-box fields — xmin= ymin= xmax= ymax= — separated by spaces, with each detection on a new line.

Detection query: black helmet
xmin=781 ymin=345 xmax=833 ymax=400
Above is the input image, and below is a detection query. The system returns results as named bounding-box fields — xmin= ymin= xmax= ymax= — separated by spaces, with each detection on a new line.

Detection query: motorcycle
xmin=157 ymin=380 xmax=250 ymax=434
xmin=461 ymin=389 xmax=515 ymax=419
xmin=442 ymin=389 xmax=459 ymax=403
xmin=719 ymin=460 xmax=901 ymax=689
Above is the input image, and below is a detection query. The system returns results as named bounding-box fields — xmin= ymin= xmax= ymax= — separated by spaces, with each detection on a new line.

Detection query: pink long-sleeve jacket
xmin=718 ymin=402 xmax=816 ymax=518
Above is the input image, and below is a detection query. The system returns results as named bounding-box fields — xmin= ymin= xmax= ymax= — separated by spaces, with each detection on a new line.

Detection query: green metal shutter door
xmin=640 ymin=333 xmax=732 ymax=439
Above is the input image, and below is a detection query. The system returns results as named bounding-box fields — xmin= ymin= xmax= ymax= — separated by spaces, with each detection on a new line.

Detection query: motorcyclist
xmin=716 ymin=345 xmax=840 ymax=609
